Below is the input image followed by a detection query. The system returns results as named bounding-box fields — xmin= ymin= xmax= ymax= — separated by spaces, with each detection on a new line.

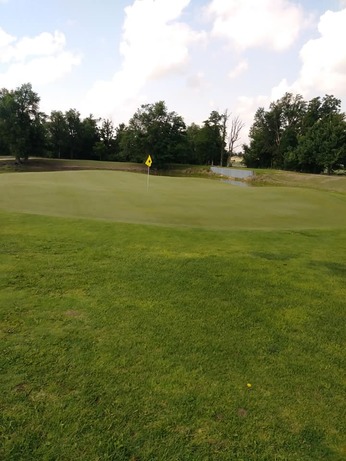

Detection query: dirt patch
xmin=65 ymin=310 xmax=82 ymax=318
xmin=237 ymin=408 xmax=248 ymax=418
xmin=212 ymin=413 xmax=225 ymax=421
xmin=13 ymin=382 xmax=30 ymax=393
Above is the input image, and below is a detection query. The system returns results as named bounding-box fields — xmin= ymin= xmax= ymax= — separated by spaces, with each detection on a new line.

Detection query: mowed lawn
xmin=1 ymin=170 xmax=346 ymax=229
xmin=1 ymin=169 xmax=346 ymax=460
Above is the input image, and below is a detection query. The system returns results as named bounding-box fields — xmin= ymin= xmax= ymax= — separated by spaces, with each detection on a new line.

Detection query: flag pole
xmin=145 ymin=154 xmax=152 ymax=191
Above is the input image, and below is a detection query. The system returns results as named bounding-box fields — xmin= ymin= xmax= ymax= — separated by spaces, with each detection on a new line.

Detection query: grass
xmin=0 ymin=157 xmax=146 ymax=172
xmin=250 ymin=168 xmax=346 ymax=193
xmin=1 ymin=164 xmax=346 ymax=460
xmin=1 ymin=170 xmax=346 ymax=230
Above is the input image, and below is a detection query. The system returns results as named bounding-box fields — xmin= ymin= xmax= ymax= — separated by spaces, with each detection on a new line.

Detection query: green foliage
xmin=65 ymin=108 xmax=82 ymax=159
xmin=46 ymin=110 xmax=101 ymax=160
xmin=203 ymin=110 xmax=226 ymax=165
xmin=45 ymin=102 xmax=230 ymax=167
xmin=118 ymin=101 xmax=187 ymax=166
xmin=184 ymin=111 xmax=228 ymax=166
xmin=0 ymin=83 xmax=43 ymax=161
xmin=186 ymin=123 xmax=217 ymax=165
xmin=296 ymin=114 xmax=346 ymax=173
xmin=1 ymin=81 xmax=345 ymax=174
xmin=95 ymin=118 xmax=117 ymax=161
xmin=80 ymin=115 xmax=100 ymax=160
xmin=47 ymin=110 xmax=69 ymax=158
xmin=244 ymin=93 xmax=346 ymax=174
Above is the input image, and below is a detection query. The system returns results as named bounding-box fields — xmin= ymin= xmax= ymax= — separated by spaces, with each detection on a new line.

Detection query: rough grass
xmin=1 ymin=165 xmax=346 ymax=460
xmin=0 ymin=157 xmax=147 ymax=173
xmin=251 ymin=168 xmax=346 ymax=193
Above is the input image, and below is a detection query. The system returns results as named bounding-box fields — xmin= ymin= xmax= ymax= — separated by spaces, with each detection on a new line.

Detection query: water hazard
xmin=211 ymin=166 xmax=254 ymax=187
xmin=221 ymin=179 xmax=251 ymax=187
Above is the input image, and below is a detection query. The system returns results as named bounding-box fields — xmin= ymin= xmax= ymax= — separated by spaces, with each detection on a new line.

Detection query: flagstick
xmin=147 ymin=166 xmax=150 ymax=191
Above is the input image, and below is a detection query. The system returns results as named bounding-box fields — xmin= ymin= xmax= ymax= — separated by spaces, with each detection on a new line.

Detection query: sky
xmin=1 ymin=0 xmax=346 ymax=143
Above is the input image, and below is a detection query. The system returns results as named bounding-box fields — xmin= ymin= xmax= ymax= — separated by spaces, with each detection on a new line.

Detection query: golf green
xmin=1 ymin=170 xmax=346 ymax=229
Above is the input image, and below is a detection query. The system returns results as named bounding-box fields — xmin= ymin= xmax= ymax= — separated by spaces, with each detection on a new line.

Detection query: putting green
xmin=1 ymin=170 xmax=346 ymax=230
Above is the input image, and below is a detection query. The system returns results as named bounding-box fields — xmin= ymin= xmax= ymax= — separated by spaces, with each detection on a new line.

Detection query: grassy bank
xmin=250 ymin=168 xmax=346 ymax=193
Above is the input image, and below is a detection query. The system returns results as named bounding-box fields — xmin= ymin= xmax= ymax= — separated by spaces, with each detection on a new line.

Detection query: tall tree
xmin=243 ymin=107 xmax=275 ymax=168
xmin=94 ymin=118 xmax=116 ymax=161
xmin=244 ymin=92 xmax=346 ymax=174
xmin=47 ymin=110 xmax=69 ymax=158
xmin=289 ymin=94 xmax=345 ymax=172
xmin=65 ymin=109 xmax=82 ymax=159
xmin=0 ymin=83 xmax=42 ymax=162
xmin=186 ymin=123 xmax=203 ymax=164
xmin=119 ymin=101 xmax=187 ymax=166
xmin=203 ymin=110 xmax=225 ymax=165
xmin=80 ymin=115 xmax=100 ymax=160
xmin=267 ymin=93 xmax=306 ymax=168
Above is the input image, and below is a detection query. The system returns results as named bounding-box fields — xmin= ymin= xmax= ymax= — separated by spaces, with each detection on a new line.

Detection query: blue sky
xmin=1 ymin=0 xmax=346 ymax=142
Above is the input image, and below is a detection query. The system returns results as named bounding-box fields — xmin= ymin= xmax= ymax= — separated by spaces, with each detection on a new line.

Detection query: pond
xmin=221 ymin=179 xmax=252 ymax=187
xmin=211 ymin=166 xmax=254 ymax=179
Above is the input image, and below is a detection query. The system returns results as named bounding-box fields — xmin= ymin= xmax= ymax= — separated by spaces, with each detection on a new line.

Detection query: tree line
xmin=0 ymin=83 xmax=242 ymax=168
xmin=243 ymin=92 xmax=346 ymax=174
xmin=1 ymin=83 xmax=345 ymax=174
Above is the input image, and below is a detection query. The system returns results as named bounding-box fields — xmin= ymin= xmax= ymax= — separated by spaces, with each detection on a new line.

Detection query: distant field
xmin=1 ymin=164 xmax=345 ymax=460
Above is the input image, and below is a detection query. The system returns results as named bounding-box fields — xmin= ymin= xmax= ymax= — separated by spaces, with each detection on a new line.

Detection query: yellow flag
xmin=145 ymin=155 xmax=152 ymax=167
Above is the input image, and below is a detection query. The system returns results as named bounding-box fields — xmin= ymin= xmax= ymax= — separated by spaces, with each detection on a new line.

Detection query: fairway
xmin=1 ymin=168 xmax=346 ymax=460
xmin=1 ymin=170 xmax=346 ymax=229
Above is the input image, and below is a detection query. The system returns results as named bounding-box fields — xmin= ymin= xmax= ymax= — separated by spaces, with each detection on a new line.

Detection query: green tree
xmin=65 ymin=109 xmax=82 ymax=159
xmin=244 ymin=92 xmax=346 ymax=174
xmin=115 ymin=123 xmax=131 ymax=162
xmin=243 ymin=107 xmax=275 ymax=168
xmin=296 ymin=113 xmax=346 ymax=173
xmin=244 ymin=93 xmax=307 ymax=169
xmin=0 ymin=83 xmax=43 ymax=162
xmin=47 ymin=110 xmax=69 ymax=158
xmin=119 ymin=101 xmax=187 ymax=166
xmin=185 ymin=123 xmax=203 ymax=164
xmin=203 ymin=110 xmax=226 ymax=165
xmin=80 ymin=115 xmax=100 ymax=160
xmin=292 ymin=95 xmax=345 ymax=173
xmin=94 ymin=118 xmax=116 ymax=161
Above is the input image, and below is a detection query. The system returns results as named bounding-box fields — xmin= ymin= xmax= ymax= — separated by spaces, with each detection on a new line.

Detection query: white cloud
xmin=0 ymin=28 xmax=81 ymax=88
xmin=0 ymin=27 xmax=15 ymax=49
xmin=120 ymin=0 xmax=202 ymax=79
xmin=235 ymin=94 xmax=269 ymax=144
xmin=84 ymin=0 xmax=205 ymax=121
xmin=270 ymin=78 xmax=290 ymax=101
xmin=0 ymin=53 xmax=81 ymax=88
xmin=294 ymin=8 xmax=346 ymax=97
xmin=208 ymin=0 xmax=304 ymax=51
xmin=0 ymin=30 xmax=66 ymax=63
xmin=186 ymin=72 xmax=208 ymax=92
xmin=229 ymin=60 xmax=248 ymax=79
xmin=236 ymin=5 xmax=346 ymax=143
xmin=267 ymin=8 xmax=346 ymax=104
